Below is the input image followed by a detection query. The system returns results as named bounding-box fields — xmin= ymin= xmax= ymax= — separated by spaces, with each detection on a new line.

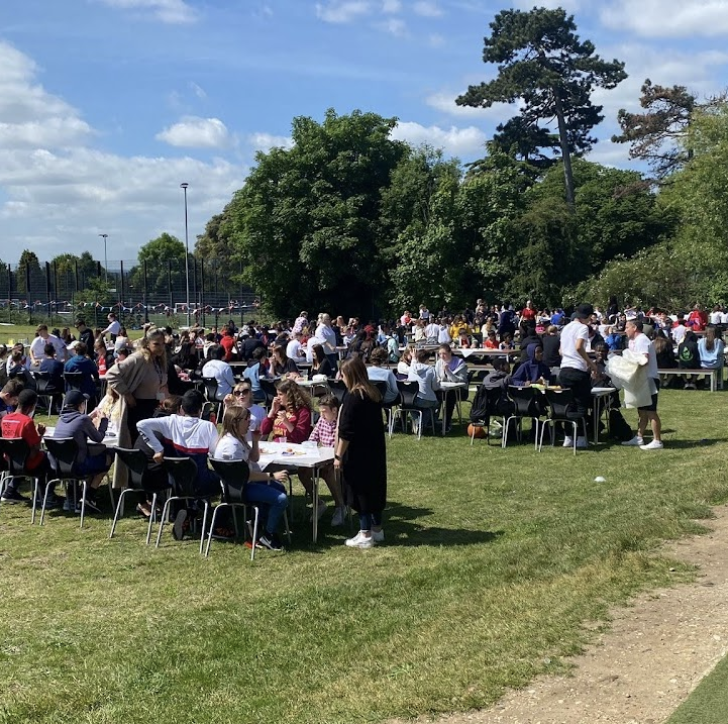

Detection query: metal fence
xmin=0 ymin=258 xmax=258 ymax=330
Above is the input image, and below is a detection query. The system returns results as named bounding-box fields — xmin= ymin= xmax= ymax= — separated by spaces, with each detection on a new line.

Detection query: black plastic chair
xmin=259 ymin=378 xmax=278 ymax=408
xmin=45 ymin=437 xmax=87 ymax=527
xmin=372 ymin=381 xmax=399 ymax=436
xmin=155 ymin=457 xmax=211 ymax=553
xmin=392 ymin=380 xmax=436 ymax=440
xmin=33 ymin=371 xmax=63 ymax=415
xmin=207 ymin=458 xmax=259 ymax=560
xmin=539 ymin=388 xmax=588 ymax=456
xmin=109 ymin=448 xmax=168 ymax=544
xmin=503 ymin=386 xmax=543 ymax=450
xmin=327 ymin=379 xmax=348 ymax=406
xmin=0 ymin=438 xmax=41 ymax=524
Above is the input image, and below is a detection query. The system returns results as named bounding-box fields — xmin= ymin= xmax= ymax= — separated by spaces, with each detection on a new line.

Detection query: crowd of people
xmin=0 ymin=297 xmax=724 ymax=549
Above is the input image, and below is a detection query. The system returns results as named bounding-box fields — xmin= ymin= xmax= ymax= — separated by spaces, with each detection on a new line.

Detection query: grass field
xmin=667 ymin=653 xmax=728 ymax=724
xmin=1 ymin=391 xmax=727 ymax=724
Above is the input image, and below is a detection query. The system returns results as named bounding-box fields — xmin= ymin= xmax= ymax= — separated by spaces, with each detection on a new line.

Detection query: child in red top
xmin=259 ymin=380 xmax=312 ymax=443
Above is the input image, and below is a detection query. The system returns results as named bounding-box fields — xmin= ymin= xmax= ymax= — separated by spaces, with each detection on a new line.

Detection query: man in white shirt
xmin=201 ymin=345 xmax=236 ymax=400
xmin=437 ymin=321 xmax=451 ymax=344
xmin=622 ymin=320 xmax=663 ymax=450
xmin=558 ymin=304 xmax=598 ymax=449
xmin=29 ymin=324 xmax=67 ymax=366
xmin=424 ymin=319 xmax=439 ymax=343
xmin=710 ymin=305 xmax=723 ymax=325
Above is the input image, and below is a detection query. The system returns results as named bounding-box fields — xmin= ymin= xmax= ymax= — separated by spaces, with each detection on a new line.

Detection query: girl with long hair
xmin=259 ymin=379 xmax=313 ymax=443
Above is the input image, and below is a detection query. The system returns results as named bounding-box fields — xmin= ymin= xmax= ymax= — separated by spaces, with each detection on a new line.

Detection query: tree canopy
xmin=456 ymin=7 xmax=626 ymax=207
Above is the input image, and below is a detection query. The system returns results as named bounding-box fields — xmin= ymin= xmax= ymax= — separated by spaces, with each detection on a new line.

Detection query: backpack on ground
xmin=608 ymin=408 xmax=633 ymax=442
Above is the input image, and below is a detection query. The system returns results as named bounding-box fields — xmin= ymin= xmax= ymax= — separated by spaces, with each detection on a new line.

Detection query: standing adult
xmin=558 ymin=303 xmax=598 ymax=449
xmin=75 ymin=319 xmax=95 ymax=351
xmin=29 ymin=325 xmax=67 ymax=367
xmin=105 ymin=328 xmax=168 ymax=488
xmin=315 ymin=313 xmax=339 ymax=374
xmin=102 ymin=313 xmax=121 ymax=342
xmin=622 ymin=320 xmax=663 ymax=450
xmin=335 ymin=356 xmax=387 ymax=549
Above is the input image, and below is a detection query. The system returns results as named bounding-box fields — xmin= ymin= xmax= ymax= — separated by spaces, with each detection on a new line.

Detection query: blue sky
xmin=0 ymin=0 xmax=726 ymax=263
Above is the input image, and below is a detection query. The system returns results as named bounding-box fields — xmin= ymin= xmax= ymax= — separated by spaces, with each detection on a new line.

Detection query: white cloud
xmin=96 ymin=0 xmax=198 ymax=24
xmin=0 ymin=41 xmax=246 ymax=261
xmin=315 ymin=0 xmax=371 ymax=23
xmin=512 ymin=0 xmax=582 ymax=9
xmin=248 ymin=133 xmax=295 ymax=152
xmin=601 ymin=0 xmax=728 ymax=38
xmin=378 ymin=17 xmax=408 ymax=35
xmin=428 ymin=33 xmax=445 ymax=47
xmin=156 ymin=117 xmax=231 ymax=149
xmin=413 ymin=1 xmax=444 ymax=17
xmin=382 ymin=0 xmax=402 ymax=11
xmin=426 ymin=90 xmax=518 ymax=122
xmin=391 ymin=121 xmax=487 ymax=156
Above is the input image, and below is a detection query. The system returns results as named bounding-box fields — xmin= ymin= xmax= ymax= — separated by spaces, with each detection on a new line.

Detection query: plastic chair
xmin=372 ymin=381 xmax=398 ymax=435
xmin=503 ymin=386 xmax=543 ymax=450
xmin=109 ymin=448 xmax=168 ymax=545
xmin=33 ymin=371 xmax=62 ymax=414
xmin=44 ymin=437 xmax=87 ymax=527
xmin=0 ymin=438 xmax=41 ymax=524
xmin=539 ymin=388 xmax=588 ymax=456
xmin=327 ymin=379 xmax=348 ymax=406
xmin=392 ymin=380 xmax=436 ymax=440
xmin=208 ymin=458 xmax=260 ymax=560
xmin=155 ymin=457 xmax=211 ymax=554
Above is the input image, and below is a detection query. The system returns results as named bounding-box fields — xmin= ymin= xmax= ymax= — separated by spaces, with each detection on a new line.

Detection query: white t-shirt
xmin=559 ymin=320 xmax=590 ymax=372
xmin=629 ymin=333 xmax=659 ymax=380
xmin=247 ymin=404 xmax=266 ymax=440
xmin=672 ymin=324 xmax=687 ymax=346
xmin=103 ymin=320 xmax=121 ymax=336
xmin=215 ymin=433 xmax=261 ymax=471
xmin=30 ymin=334 xmax=67 ymax=363
xmin=437 ymin=325 xmax=451 ymax=344
xmin=710 ymin=311 xmax=723 ymax=325
xmin=286 ymin=339 xmax=304 ymax=360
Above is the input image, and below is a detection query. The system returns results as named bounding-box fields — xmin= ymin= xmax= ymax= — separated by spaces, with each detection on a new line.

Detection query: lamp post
xmin=180 ymin=182 xmax=190 ymax=327
xmin=98 ymin=233 xmax=108 ymax=288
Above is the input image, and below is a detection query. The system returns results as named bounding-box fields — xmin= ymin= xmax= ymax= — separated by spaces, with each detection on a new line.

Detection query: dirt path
xmin=395 ymin=505 xmax=728 ymax=724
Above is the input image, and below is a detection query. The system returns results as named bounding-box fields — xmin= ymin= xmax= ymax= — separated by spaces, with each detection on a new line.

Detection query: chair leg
xmin=79 ymin=480 xmax=88 ymax=528
xmin=39 ymin=480 xmax=52 ymax=526
xmin=250 ymin=506 xmax=260 ymax=561
xmin=199 ymin=502 xmax=210 ymax=555
xmin=146 ymin=492 xmax=158 ymax=545
xmin=283 ymin=510 xmax=292 ymax=545
xmin=155 ymin=497 xmax=174 ymax=548
xmin=30 ymin=477 xmax=38 ymax=525
xmin=533 ymin=418 xmax=539 ymax=450
xmin=204 ymin=504 xmax=223 ymax=557
xmin=109 ymin=488 xmax=130 ymax=538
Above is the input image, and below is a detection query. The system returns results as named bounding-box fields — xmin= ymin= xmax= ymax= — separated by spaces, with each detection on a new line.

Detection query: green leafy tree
xmin=129 ymin=233 xmax=186 ymax=300
xmin=229 ymin=109 xmax=407 ymax=316
xmin=17 ymin=249 xmax=44 ymax=297
xmin=456 ymin=7 xmax=627 ymax=207
xmin=51 ymin=252 xmax=98 ymax=300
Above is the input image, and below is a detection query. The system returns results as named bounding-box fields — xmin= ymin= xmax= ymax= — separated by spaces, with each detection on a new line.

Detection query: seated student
xmin=512 ymin=343 xmax=552 ymax=386
xmin=396 ymin=345 xmax=415 ymax=379
xmin=215 ymin=405 xmax=290 ymax=551
xmin=0 ymin=379 xmax=24 ymax=419
xmin=484 ymin=329 xmax=499 ymax=349
xmin=310 ymin=343 xmax=334 ymax=378
xmin=8 ymin=350 xmax=35 ymax=390
xmin=0 ymin=389 xmax=53 ymax=506
xmin=677 ymin=330 xmax=700 ymax=390
xmin=298 ymin=394 xmax=346 ymax=526
xmin=366 ymin=347 xmax=399 ymax=404
xmin=270 ymin=344 xmax=299 ymax=378
xmin=52 ymin=390 xmax=113 ymax=514
xmin=64 ymin=342 xmax=100 ymax=406
xmin=202 ymin=344 xmax=236 ymax=401
xmin=434 ymin=343 xmax=468 ymax=432
xmin=243 ymin=346 xmax=269 ymax=404
xmin=136 ymin=390 xmax=221 ymax=540
xmin=260 ymin=380 xmax=313 ymax=443
xmin=407 ymin=348 xmax=440 ymax=425
xmin=39 ymin=343 xmax=65 ymax=391
xmin=131 ymin=395 xmax=182 ymax=518
xmin=698 ymin=326 xmax=724 ymax=370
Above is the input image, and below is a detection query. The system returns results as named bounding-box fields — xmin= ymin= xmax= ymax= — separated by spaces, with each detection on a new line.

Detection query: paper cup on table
xmin=280 ymin=436 xmax=287 ymax=445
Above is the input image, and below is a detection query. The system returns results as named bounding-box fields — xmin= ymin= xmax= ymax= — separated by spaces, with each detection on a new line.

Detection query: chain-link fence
xmin=0 ymin=258 xmax=258 ymax=330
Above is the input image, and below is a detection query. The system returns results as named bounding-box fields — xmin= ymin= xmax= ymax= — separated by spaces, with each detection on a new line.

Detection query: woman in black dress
xmin=334 ymin=356 xmax=387 ymax=549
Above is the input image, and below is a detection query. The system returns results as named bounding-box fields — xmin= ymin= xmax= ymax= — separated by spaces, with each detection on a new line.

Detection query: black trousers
xmin=558 ymin=367 xmax=592 ymax=426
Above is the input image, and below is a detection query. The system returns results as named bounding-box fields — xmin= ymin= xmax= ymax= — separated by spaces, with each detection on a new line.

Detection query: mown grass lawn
xmin=1 ymin=391 xmax=727 ymax=724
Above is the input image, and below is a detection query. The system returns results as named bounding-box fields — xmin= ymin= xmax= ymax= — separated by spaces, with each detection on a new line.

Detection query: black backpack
xmin=470 ymin=385 xmax=489 ymax=422
xmin=608 ymin=408 xmax=633 ymax=442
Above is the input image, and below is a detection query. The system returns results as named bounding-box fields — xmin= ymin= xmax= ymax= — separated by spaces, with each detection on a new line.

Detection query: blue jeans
xmin=245 ymin=480 xmax=288 ymax=534
xmin=359 ymin=512 xmax=382 ymax=530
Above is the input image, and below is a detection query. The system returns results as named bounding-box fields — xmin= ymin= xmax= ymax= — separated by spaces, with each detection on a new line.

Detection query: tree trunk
xmin=553 ymin=92 xmax=575 ymax=210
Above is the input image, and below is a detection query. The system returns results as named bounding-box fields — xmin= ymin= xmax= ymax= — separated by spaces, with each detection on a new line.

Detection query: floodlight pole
xmin=180 ymin=182 xmax=190 ymax=327
xmin=99 ymin=234 xmax=108 ymax=287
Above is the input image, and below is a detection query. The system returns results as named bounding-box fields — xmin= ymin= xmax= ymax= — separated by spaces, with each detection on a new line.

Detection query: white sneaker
xmin=371 ymin=528 xmax=384 ymax=543
xmin=640 ymin=440 xmax=664 ymax=450
xmin=562 ymin=436 xmax=573 ymax=447
xmin=345 ymin=531 xmax=375 ymax=549
xmin=331 ymin=507 xmax=346 ymax=527
xmin=576 ymin=436 xmax=588 ymax=449
xmin=621 ymin=436 xmax=644 ymax=446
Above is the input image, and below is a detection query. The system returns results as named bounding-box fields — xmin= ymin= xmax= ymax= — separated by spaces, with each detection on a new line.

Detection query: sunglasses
xmin=234 ymin=389 xmax=251 ymax=396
